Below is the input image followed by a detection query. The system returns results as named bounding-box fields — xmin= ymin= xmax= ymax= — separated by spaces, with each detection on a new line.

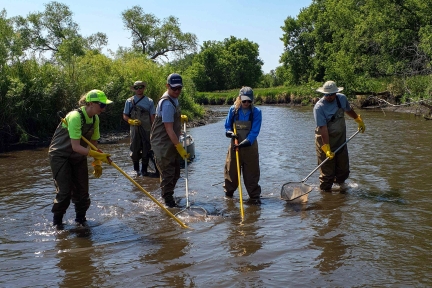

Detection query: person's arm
xmin=163 ymin=122 xmax=180 ymax=145
xmin=123 ymin=113 xmax=131 ymax=122
xmin=123 ymin=100 xmax=131 ymax=122
xmin=246 ymin=108 xmax=262 ymax=144
xmin=71 ymin=139 xmax=91 ymax=155
xmin=224 ymin=107 xmax=234 ymax=132
xmin=122 ymin=100 xmax=140 ymax=125
xmin=346 ymin=107 xmax=366 ymax=132
xmin=316 ymin=125 xmax=330 ymax=145
xmin=150 ymin=100 xmax=156 ymax=124
xmin=345 ymin=109 xmax=358 ymax=120
xmin=316 ymin=125 xmax=334 ymax=159
xmin=165 ymin=121 xmax=189 ymax=159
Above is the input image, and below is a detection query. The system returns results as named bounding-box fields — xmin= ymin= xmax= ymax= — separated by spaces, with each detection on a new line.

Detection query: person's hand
xmin=128 ymin=119 xmax=141 ymax=126
xmin=92 ymin=160 xmax=102 ymax=178
xmin=321 ymin=144 xmax=335 ymax=160
xmin=175 ymin=143 xmax=190 ymax=160
xmin=181 ymin=115 xmax=188 ymax=123
xmin=234 ymin=139 xmax=251 ymax=149
xmin=225 ymin=131 xmax=238 ymax=139
xmin=88 ymin=149 xmax=111 ymax=164
xmin=354 ymin=115 xmax=365 ymax=133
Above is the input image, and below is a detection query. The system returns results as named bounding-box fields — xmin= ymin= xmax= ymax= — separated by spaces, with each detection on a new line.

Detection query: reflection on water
xmin=1 ymin=106 xmax=432 ymax=286
xmin=56 ymin=229 xmax=98 ymax=288
xmin=226 ymin=203 xmax=263 ymax=258
xmin=311 ymin=193 xmax=348 ymax=274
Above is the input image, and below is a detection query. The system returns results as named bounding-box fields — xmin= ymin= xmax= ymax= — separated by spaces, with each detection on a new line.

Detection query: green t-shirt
xmin=64 ymin=106 xmax=100 ymax=140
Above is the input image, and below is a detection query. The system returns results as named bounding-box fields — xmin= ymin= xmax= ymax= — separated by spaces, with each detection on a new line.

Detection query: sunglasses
xmin=324 ymin=93 xmax=335 ymax=97
xmin=134 ymin=86 xmax=145 ymax=90
xmin=242 ymin=100 xmax=252 ymax=103
xmin=170 ymin=86 xmax=182 ymax=92
xmin=94 ymin=102 xmax=107 ymax=108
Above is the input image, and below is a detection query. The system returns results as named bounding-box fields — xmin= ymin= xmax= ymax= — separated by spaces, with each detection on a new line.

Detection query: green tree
xmin=187 ymin=41 xmax=225 ymax=91
xmin=13 ymin=1 xmax=107 ymax=62
xmin=258 ymin=69 xmax=285 ymax=88
xmin=279 ymin=0 xmax=432 ymax=89
xmin=121 ymin=6 xmax=198 ymax=60
xmin=186 ymin=36 xmax=263 ymax=91
xmin=0 ymin=9 xmax=25 ymax=66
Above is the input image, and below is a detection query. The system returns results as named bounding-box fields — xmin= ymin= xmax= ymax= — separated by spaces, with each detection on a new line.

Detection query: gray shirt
xmin=123 ymin=95 xmax=155 ymax=116
xmin=313 ymin=93 xmax=351 ymax=127
xmin=155 ymin=91 xmax=179 ymax=123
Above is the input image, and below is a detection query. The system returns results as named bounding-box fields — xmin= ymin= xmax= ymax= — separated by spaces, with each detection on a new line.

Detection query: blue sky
xmin=3 ymin=0 xmax=312 ymax=73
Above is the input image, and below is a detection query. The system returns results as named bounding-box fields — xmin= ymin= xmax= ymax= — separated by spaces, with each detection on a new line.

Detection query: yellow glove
xmin=181 ymin=115 xmax=188 ymax=124
xmin=354 ymin=115 xmax=365 ymax=133
xmin=175 ymin=143 xmax=190 ymax=160
xmin=321 ymin=144 xmax=335 ymax=160
xmin=92 ymin=160 xmax=102 ymax=178
xmin=88 ymin=149 xmax=111 ymax=164
xmin=128 ymin=119 xmax=141 ymax=126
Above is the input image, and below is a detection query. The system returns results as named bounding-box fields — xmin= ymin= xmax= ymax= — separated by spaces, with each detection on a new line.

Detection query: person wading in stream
xmin=123 ymin=80 xmax=159 ymax=177
xmin=150 ymin=73 xmax=189 ymax=208
xmin=224 ymin=86 xmax=263 ymax=205
xmin=314 ymin=80 xmax=366 ymax=192
xmin=48 ymin=90 xmax=113 ymax=228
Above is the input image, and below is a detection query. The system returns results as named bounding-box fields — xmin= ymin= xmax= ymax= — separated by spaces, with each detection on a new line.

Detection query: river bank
xmin=0 ymin=109 xmax=225 ymax=152
xmin=1 ymin=102 xmax=428 ymax=153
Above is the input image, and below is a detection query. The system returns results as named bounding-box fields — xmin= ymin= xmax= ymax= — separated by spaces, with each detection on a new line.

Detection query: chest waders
xmin=128 ymin=96 xmax=154 ymax=174
xmin=150 ymin=96 xmax=181 ymax=202
xmin=224 ymin=108 xmax=261 ymax=199
xmin=49 ymin=109 xmax=95 ymax=225
xmin=315 ymin=97 xmax=350 ymax=191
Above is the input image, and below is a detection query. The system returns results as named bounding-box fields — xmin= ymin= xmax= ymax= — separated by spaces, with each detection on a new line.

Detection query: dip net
xmin=280 ymin=182 xmax=313 ymax=202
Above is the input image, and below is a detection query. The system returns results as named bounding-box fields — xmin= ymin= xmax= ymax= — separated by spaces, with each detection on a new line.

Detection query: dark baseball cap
xmin=167 ymin=73 xmax=183 ymax=87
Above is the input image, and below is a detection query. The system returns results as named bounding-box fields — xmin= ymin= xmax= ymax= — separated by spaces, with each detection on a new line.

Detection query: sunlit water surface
xmin=1 ymin=105 xmax=432 ymax=287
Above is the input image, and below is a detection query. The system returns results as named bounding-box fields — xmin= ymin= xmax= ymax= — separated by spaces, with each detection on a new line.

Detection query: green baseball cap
xmin=85 ymin=89 xmax=113 ymax=104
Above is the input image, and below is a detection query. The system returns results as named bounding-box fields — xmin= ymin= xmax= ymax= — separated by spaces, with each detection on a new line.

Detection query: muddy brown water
xmin=1 ymin=105 xmax=432 ymax=287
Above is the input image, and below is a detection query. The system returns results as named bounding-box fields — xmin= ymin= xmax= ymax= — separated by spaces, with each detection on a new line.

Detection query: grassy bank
xmin=195 ymin=86 xmax=319 ymax=106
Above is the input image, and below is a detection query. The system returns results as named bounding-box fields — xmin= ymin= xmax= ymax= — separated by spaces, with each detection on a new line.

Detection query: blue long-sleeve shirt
xmin=224 ymin=106 xmax=262 ymax=144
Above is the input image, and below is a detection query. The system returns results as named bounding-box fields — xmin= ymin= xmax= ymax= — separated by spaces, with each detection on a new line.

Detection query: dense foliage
xmin=279 ymin=0 xmax=432 ymax=94
xmin=185 ymin=36 xmax=263 ymax=91
xmin=0 ymin=3 xmax=203 ymax=152
xmin=2 ymin=0 xmax=432 ymax=152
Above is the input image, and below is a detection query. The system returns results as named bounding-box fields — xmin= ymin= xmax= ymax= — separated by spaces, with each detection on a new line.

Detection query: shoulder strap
xmin=75 ymin=108 xmax=95 ymax=135
xmin=128 ymin=96 xmax=145 ymax=116
xmin=335 ymin=95 xmax=342 ymax=108
xmin=329 ymin=96 xmax=343 ymax=122
xmin=234 ymin=108 xmax=239 ymax=121
xmin=159 ymin=95 xmax=176 ymax=111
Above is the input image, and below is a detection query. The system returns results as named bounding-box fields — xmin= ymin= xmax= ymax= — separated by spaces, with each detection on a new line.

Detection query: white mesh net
xmin=280 ymin=182 xmax=313 ymax=202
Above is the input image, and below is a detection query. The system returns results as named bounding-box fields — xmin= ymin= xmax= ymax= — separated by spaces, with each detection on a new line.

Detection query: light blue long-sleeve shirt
xmin=224 ymin=105 xmax=262 ymax=144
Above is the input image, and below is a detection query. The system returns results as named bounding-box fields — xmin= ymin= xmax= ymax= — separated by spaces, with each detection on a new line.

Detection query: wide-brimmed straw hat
xmin=316 ymin=81 xmax=344 ymax=94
